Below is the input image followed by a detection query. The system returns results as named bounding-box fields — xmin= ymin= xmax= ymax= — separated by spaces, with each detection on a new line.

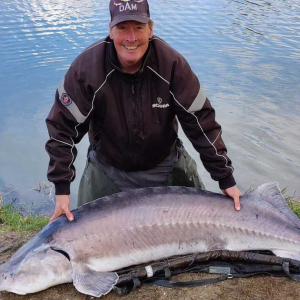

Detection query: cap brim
xmin=111 ymin=15 xmax=150 ymax=27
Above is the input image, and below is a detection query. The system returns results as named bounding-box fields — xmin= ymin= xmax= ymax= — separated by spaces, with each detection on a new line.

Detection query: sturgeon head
xmin=0 ymin=226 xmax=72 ymax=294
xmin=0 ymin=215 xmax=118 ymax=297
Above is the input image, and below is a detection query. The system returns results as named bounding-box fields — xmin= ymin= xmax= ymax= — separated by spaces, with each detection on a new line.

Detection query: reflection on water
xmin=0 ymin=0 xmax=299 ymax=213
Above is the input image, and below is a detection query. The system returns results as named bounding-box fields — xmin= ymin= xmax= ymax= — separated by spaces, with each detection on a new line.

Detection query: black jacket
xmin=45 ymin=35 xmax=236 ymax=195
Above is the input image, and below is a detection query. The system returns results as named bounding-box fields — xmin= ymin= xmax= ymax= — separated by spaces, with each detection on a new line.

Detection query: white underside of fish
xmin=86 ymin=221 xmax=300 ymax=273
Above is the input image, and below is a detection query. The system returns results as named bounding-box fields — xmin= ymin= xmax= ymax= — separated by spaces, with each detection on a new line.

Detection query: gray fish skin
xmin=1 ymin=182 xmax=300 ymax=297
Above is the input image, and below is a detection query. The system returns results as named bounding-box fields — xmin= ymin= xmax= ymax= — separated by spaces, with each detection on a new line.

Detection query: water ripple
xmin=0 ymin=0 xmax=299 ymax=204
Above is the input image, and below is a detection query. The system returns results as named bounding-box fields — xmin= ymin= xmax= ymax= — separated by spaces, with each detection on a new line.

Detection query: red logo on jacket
xmin=60 ymin=93 xmax=72 ymax=106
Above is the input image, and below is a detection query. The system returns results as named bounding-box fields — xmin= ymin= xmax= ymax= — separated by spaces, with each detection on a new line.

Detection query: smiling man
xmin=110 ymin=21 xmax=153 ymax=73
xmin=45 ymin=0 xmax=241 ymax=222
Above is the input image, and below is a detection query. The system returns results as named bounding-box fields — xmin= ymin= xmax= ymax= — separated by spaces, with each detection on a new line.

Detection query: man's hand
xmin=222 ymin=185 xmax=242 ymax=211
xmin=49 ymin=195 xmax=74 ymax=223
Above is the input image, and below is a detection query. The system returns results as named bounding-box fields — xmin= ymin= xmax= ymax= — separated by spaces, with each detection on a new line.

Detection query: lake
xmin=0 ymin=0 xmax=299 ymax=215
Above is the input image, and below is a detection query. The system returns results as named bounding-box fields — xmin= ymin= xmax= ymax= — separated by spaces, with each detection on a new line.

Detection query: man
xmin=46 ymin=0 xmax=241 ymax=222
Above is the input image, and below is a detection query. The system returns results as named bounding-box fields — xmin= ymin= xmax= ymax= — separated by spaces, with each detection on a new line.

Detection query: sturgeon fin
xmin=71 ymin=264 xmax=119 ymax=297
xmin=245 ymin=182 xmax=300 ymax=229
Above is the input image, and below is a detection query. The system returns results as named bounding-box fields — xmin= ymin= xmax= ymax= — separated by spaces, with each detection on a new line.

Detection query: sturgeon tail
xmin=245 ymin=182 xmax=300 ymax=260
xmin=254 ymin=182 xmax=300 ymax=229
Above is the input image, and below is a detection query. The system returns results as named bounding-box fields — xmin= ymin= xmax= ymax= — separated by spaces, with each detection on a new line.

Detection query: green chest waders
xmin=77 ymin=145 xmax=205 ymax=207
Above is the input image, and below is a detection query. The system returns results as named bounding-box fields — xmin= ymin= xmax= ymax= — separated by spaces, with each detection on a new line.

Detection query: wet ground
xmin=1 ymin=231 xmax=300 ymax=300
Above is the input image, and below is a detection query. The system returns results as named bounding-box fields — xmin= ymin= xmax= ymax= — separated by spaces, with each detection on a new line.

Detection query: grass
xmin=0 ymin=204 xmax=48 ymax=232
xmin=281 ymin=187 xmax=300 ymax=218
xmin=287 ymin=199 xmax=300 ymax=218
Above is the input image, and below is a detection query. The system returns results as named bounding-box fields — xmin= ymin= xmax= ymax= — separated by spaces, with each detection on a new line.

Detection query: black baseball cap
xmin=110 ymin=0 xmax=150 ymax=28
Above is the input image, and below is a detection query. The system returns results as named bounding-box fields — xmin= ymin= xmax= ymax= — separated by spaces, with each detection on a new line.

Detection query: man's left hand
xmin=222 ymin=185 xmax=242 ymax=211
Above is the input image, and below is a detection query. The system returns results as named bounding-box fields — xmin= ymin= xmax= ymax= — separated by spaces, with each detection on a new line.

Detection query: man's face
xmin=110 ymin=21 xmax=153 ymax=73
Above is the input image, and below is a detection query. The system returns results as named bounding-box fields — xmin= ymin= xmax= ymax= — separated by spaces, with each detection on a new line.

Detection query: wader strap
xmin=132 ymin=277 xmax=141 ymax=288
xmin=146 ymin=263 xmax=290 ymax=289
xmin=148 ymin=275 xmax=230 ymax=288
xmin=283 ymin=261 xmax=300 ymax=281
xmin=178 ymin=261 xmax=286 ymax=277
xmin=114 ymin=251 xmax=300 ymax=295
xmin=113 ymin=260 xmax=300 ymax=295
xmin=164 ymin=267 xmax=172 ymax=280
xmin=112 ymin=277 xmax=141 ymax=295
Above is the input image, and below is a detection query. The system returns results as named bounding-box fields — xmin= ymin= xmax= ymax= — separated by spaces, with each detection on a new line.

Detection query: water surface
xmin=0 ymin=0 xmax=299 ymax=214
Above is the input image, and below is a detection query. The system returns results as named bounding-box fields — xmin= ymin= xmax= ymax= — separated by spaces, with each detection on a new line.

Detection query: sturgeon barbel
xmin=1 ymin=182 xmax=300 ymax=297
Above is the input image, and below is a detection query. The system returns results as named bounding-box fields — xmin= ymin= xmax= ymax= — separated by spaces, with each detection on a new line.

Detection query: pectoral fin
xmin=71 ymin=263 xmax=119 ymax=297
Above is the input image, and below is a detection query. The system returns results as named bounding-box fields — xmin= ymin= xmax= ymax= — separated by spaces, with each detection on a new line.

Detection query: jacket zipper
xmin=131 ymin=80 xmax=141 ymax=166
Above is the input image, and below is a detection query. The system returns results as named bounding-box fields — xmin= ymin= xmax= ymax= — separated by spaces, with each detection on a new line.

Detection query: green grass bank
xmin=0 ymin=204 xmax=48 ymax=232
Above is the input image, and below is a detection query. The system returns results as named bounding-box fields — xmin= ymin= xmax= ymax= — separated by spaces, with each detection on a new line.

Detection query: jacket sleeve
xmin=170 ymin=58 xmax=236 ymax=190
xmin=45 ymin=61 xmax=94 ymax=195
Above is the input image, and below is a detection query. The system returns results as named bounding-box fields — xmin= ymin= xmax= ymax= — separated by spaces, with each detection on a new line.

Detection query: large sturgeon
xmin=1 ymin=182 xmax=300 ymax=297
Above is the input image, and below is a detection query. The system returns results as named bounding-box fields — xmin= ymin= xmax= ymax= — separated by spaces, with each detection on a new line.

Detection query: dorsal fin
xmin=244 ymin=182 xmax=300 ymax=229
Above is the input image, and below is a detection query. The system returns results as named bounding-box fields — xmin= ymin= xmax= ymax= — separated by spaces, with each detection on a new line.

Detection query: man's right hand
xmin=49 ymin=195 xmax=74 ymax=223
